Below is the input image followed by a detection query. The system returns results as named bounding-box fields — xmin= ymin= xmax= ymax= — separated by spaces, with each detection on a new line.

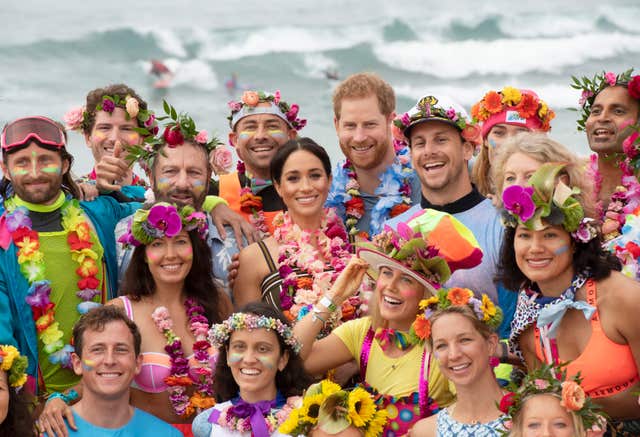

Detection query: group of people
xmin=0 ymin=67 xmax=639 ymax=437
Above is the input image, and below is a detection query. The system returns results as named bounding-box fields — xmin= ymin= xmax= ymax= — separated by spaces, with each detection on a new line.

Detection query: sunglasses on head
xmin=1 ymin=116 xmax=66 ymax=151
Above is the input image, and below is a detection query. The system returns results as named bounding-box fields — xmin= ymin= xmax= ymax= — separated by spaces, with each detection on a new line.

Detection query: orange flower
xmin=165 ymin=375 xmax=193 ymax=387
xmin=283 ymin=310 xmax=295 ymax=322
xmin=390 ymin=203 xmax=411 ymax=217
xmin=483 ymin=91 xmax=503 ymax=114
xmin=75 ymin=222 xmax=91 ymax=241
xmin=412 ymin=314 xmax=431 ymax=339
xmin=297 ymin=276 xmax=314 ymax=289
xmin=240 ymin=192 xmax=263 ymax=213
xmin=35 ymin=312 xmax=55 ymax=333
xmin=447 ymin=287 xmax=473 ymax=306
xmin=190 ymin=392 xmax=215 ymax=409
xmin=76 ymin=258 xmax=98 ymax=278
xmin=341 ymin=301 xmax=356 ymax=320
xmin=241 ymin=91 xmax=260 ymax=107
xmin=560 ymin=380 xmax=585 ymax=411
xmin=516 ymin=93 xmax=539 ymax=119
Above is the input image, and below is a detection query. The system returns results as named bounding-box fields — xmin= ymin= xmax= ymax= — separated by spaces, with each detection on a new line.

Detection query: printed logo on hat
xmin=505 ymin=111 xmax=527 ymax=124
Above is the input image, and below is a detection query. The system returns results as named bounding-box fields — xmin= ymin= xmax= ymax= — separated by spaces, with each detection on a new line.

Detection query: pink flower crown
xmin=118 ymin=202 xmax=208 ymax=247
xmin=208 ymin=312 xmax=302 ymax=355
xmin=227 ymin=90 xmax=306 ymax=132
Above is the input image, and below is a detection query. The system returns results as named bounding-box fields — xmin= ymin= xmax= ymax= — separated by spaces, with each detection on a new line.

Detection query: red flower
xmin=163 ymin=126 xmax=184 ymax=147
xmin=78 ymin=276 xmax=100 ymax=290
xmin=628 ymin=76 xmax=640 ymax=100
xmin=516 ymin=93 xmax=539 ymax=119
xmin=68 ymin=231 xmax=92 ymax=250
xmin=483 ymin=91 xmax=503 ymax=114
xmin=499 ymin=392 xmax=516 ymax=413
xmin=12 ymin=226 xmax=38 ymax=245
xmin=345 ymin=197 xmax=365 ymax=218
xmin=32 ymin=302 xmax=55 ymax=321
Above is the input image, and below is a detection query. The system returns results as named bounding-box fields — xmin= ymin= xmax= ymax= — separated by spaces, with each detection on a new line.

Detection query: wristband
xmin=46 ymin=389 xmax=79 ymax=405
xmin=319 ymin=296 xmax=337 ymax=312
xmin=203 ymin=195 xmax=229 ymax=212
xmin=312 ymin=307 xmax=328 ymax=325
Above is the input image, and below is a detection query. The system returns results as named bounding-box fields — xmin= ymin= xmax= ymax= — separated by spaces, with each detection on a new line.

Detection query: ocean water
xmin=1 ymin=0 xmax=639 ymax=176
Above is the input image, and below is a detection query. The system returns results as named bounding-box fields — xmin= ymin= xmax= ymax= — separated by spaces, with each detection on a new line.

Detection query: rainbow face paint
xmin=228 ymin=352 xmax=244 ymax=364
xmin=156 ymin=177 xmax=171 ymax=191
xmin=82 ymin=358 xmax=97 ymax=371
xmin=554 ymin=245 xmax=569 ymax=255
xmin=257 ymin=356 xmax=276 ymax=370
xmin=10 ymin=167 xmax=29 ymax=176
xmin=238 ymin=131 xmax=253 ymax=140
xmin=267 ymin=129 xmax=286 ymax=139
xmin=192 ymin=179 xmax=205 ymax=195
xmin=41 ymin=164 xmax=61 ymax=174
xmin=488 ymin=139 xmax=498 ymax=149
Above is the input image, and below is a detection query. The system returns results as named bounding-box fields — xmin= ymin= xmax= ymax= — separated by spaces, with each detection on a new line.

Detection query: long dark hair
xmin=0 ymin=386 xmax=35 ymax=435
xmin=270 ymin=137 xmax=332 ymax=185
xmin=213 ymin=302 xmax=312 ymax=401
xmin=120 ymin=228 xmax=224 ymax=324
xmin=496 ymin=225 xmax=620 ymax=292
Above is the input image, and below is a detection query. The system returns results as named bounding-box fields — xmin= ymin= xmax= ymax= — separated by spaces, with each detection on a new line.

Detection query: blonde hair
xmin=491 ymin=132 xmax=594 ymax=217
xmin=471 ymin=141 xmax=493 ymax=196
xmin=427 ymin=305 xmax=496 ymax=346
xmin=508 ymin=393 xmax=586 ymax=437
xmin=332 ymin=72 xmax=395 ymax=120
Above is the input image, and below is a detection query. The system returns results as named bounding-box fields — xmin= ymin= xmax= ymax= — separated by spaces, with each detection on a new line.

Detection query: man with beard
xmin=210 ymin=90 xmax=304 ymax=237
xmin=326 ymin=73 xmax=420 ymax=238
xmin=0 ymin=116 xmax=139 ymax=420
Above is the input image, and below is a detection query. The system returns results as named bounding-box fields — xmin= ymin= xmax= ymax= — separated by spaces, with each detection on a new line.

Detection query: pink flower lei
xmin=151 ymin=298 xmax=216 ymax=417
xmin=214 ymin=396 xmax=301 ymax=434
xmin=273 ymin=208 xmax=361 ymax=327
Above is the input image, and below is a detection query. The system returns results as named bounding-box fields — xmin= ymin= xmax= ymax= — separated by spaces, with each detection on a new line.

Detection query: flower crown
xmin=471 ymin=87 xmax=555 ymax=131
xmin=571 ymin=68 xmax=640 ymax=131
xmin=0 ymin=344 xmax=28 ymax=388
xmin=118 ymin=202 xmax=208 ymax=247
xmin=502 ymin=163 xmax=588 ymax=235
xmin=227 ymin=90 xmax=307 ymax=131
xmin=410 ymin=288 xmax=503 ymax=343
xmin=279 ymin=379 xmax=388 ymax=437
xmin=393 ymin=95 xmax=482 ymax=145
xmin=63 ymin=94 xmax=159 ymax=138
xmin=208 ymin=312 xmax=302 ymax=355
xmin=498 ymin=363 xmax=605 ymax=434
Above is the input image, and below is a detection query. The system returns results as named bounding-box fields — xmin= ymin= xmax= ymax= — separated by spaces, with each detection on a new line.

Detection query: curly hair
xmin=0 ymin=377 xmax=35 ymax=436
xmin=332 ymin=72 xmax=395 ymax=120
xmin=119 ymin=227 xmax=225 ymax=324
xmin=213 ymin=302 xmax=312 ymax=401
xmin=82 ymin=83 xmax=148 ymax=135
xmin=496 ymin=225 xmax=620 ymax=292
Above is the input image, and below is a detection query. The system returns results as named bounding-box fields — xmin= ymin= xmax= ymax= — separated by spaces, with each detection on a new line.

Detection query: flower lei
xmin=208 ymin=312 xmax=302 ymax=355
xmin=151 ymin=298 xmax=216 ymax=417
xmin=4 ymin=197 xmax=102 ymax=369
xmin=273 ymin=209 xmax=360 ymax=325
xmin=236 ymin=161 xmax=269 ymax=238
xmin=470 ymin=86 xmax=555 ymax=130
xmin=227 ymin=90 xmax=306 ymax=131
xmin=279 ymin=379 xmax=388 ymax=437
xmin=0 ymin=344 xmax=29 ymax=388
xmin=214 ymin=395 xmax=302 ymax=434
xmin=497 ymin=363 xmax=605 ymax=435
xmin=570 ymin=68 xmax=640 ymax=131
xmin=327 ymin=143 xmax=414 ymax=238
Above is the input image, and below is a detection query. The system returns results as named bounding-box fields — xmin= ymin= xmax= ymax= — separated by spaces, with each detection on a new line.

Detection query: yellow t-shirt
xmin=333 ymin=317 xmax=455 ymax=407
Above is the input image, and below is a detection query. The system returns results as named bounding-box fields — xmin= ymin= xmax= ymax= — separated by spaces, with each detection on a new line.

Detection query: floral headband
xmin=124 ymin=100 xmax=223 ymax=168
xmin=410 ymin=288 xmax=502 ymax=343
xmin=279 ymin=379 xmax=388 ymax=436
xmin=228 ymin=90 xmax=306 ymax=131
xmin=393 ymin=95 xmax=482 ymax=145
xmin=571 ymin=68 xmax=640 ymax=131
xmin=63 ymin=94 xmax=159 ymax=138
xmin=501 ymin=163 xmax=595 ymax=241
xmin=0 ymin=344 xmax=28 ymax=388
xmin=118 ymin=202 xmax=208 ymax=247
xmin=471 ymin=87 xmax=555 ymax=137
xmin=208 ymin=312 xmax=302 ymax=355
xmin=498 ymin=363 xmax=605 ymax=434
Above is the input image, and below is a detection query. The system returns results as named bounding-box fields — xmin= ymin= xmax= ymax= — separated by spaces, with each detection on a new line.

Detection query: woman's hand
xmin=328 ymin=257 xmax=368 ymax=306
xmin=38 ymin=397 xmax=77 ymax=437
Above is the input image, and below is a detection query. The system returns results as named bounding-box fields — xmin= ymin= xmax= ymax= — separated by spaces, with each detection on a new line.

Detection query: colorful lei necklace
xmin=4 ymin=194 xmax=101 ymax=369
xmin=327 ymin=144 xmax=413 ymax=238
xmin=151 ymin=298 xmax=216 ymax=417
xmin=273 ymin=208 xmax=359 ymax=325
xmin=237 ymin=161 xmax=269 ymax=238
xmin=211 ymin=394 xmax=301 ymax=436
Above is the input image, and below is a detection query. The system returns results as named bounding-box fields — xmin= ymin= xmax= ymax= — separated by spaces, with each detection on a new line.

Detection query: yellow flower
xmin=538 ymin=102 xmax=548 ymax=118
xmin=278 ymin=409 xmax=300 ymax=435
xmin=347 ymin=387 xmax=376 ymax=427
xmin=12 ymin=373 xmax=27 ymax=388
xmin=501 ymin=86 xmax=522 ymax=106
xmin=481 ymin=294 xmax=497 ymax=321
xmin=364 ymin=410 xmax=388 ymax=437
xmin=41 ymin=322 xmax=64 ymax=345
xmin=301 ymin=393 xmax=324 ymax=424
xmin=71 ymin=248 xmax=98 ymax=263
xmin=320 ymin=379 xmax=342 ymax=396
xmin=419 ymin=296 xmax=439 ymax=310
xmin=0 ymin=345 xmax=19 ymax=371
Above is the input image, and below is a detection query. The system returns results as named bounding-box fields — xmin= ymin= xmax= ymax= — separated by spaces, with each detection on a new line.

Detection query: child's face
xmin=521 ymin=394 xmax=575 ymax=437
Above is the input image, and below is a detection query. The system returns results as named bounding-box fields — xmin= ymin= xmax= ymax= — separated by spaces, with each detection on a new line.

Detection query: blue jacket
xmin=0 ymin=195 xmax=138 ymax=385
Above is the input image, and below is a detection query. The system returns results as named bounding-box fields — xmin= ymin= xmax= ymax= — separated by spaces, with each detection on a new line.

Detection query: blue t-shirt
xmin=45 ymin=408 xmax=182 ymax=437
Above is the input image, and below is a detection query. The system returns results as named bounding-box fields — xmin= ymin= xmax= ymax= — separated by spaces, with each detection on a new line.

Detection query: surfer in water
xmin=150 ymin=59 xmax=173 ymax=88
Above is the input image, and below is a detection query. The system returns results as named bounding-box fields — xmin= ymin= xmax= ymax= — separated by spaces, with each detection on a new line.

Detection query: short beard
xmin=12 ymin=177 xmax=63 ymax=205
xmin=154 ymin=187 xmax=206 ymax=210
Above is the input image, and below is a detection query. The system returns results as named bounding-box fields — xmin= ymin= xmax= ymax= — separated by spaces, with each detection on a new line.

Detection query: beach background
xmin=2 ymin=0 xmax=639 ymax=176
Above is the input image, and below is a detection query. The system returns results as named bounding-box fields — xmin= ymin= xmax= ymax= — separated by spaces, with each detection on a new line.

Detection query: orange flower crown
xmin=497 ymin=363 xmax=606 ymax=434
xmin=409 ymin=288 xmax=502 ymax=344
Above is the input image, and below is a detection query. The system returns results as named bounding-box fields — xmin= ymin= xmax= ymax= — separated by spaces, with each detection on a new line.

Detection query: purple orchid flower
xmin=502 ymin=185 xmax=536 ymax=222
xmin=25 ymin=281 xmax=52 ymax=308
xmin=148 ymin=204 xmax=182 ymax=238
xmin=6 ymin=207 xmax=32 ymax=232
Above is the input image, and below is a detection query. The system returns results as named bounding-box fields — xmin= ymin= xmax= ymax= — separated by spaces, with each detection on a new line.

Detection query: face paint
xmin=267 ymin=129 xmax=286 ymax=140
xmin=82 ymin=358 xmax=97 ymax=371
xmin=257 ymin=356 xmax=276 ymax=370
xmin=92 ymin=131 xmax=106 ymax=140
xmin=400 ymin=288 xmax=420 ymax=299
xmin=178 ymin=245 xmax=193 ymax=261
xmin=10 ymin=167 xmax=29 ymax=176
xmin=31 ymin=151 xmax=38 ymax=177
xmin=228 ymin=352 xmax=243 ymax=364
xmin=238 ymin=131 xmax=253 ymax=140
xmin=192 ymin=179 xmax=205 ymax=195
xmin=488 ymin=138 xmax=498 ymax=149
xmin=145 ymin=249 xmax=161 ymax=263
xmin=41 ymin=164 xmax=61 ymax=174
xmin=124 ymin=132 xmax=139 ymax=144
xmin=554 ymin=245 xmax=569 ymax=255
xmin=156 ymin=177 xmax=171 ymax=191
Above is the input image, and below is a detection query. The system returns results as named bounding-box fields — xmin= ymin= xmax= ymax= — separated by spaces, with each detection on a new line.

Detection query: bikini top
xmin=534 ymin=280 xmax=639 ymax=398
xmin=118 ymin=296 xmax=217 ymax=394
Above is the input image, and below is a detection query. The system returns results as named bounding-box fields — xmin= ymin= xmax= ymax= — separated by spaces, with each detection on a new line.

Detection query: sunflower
xmin=480 ymin=294 xmax=497 ymax=322
xmin=347 ymin=387 xmax=377 ymax=427
xmin=301 ymin=393 xmax=325 ymax=424
xmin=364 ymin=409 xmax=389 ymax=437
xmin=419 ymin=296 xmax=439 ymax=310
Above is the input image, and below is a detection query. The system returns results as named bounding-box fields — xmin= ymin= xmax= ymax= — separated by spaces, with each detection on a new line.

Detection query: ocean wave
xmin=143 ymin=58 xmax=218 ymax=90
xmin=374 ymin=32 xmax=640 ymax=79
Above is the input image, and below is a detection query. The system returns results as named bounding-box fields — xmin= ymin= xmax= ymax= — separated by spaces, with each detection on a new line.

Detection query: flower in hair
xmin=502 ymin=185 xmax=535 ymax=222
xmin=0 ymin=345 xmax=28 ymax=388
xmin=227 ymin=90 xmax=307 ymax=131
